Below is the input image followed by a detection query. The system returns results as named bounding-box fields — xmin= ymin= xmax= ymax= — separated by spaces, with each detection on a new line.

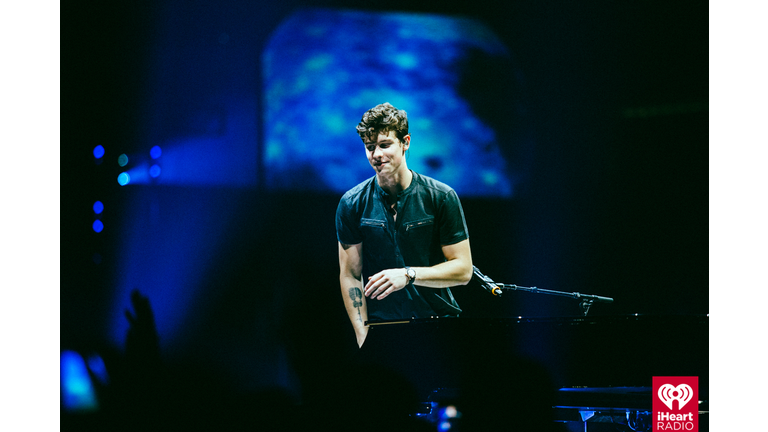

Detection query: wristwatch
xmin=405 ymin=267 xmax=416 ymax=284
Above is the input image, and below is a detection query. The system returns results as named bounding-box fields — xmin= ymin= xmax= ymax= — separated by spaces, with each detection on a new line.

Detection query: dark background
xmin=60 ymin=0 xmax=708 ymax=422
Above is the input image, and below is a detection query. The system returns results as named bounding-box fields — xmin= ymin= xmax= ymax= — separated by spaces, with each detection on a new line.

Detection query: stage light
xmin=93 ymin=220 xmax=104 ymax=233
xmin=118 ymin=154 xmax=129 ymax=167
xmin=93 ymin=145 xmax=105 ymax=159
xmin=442 ymin=405 xmax=458 ymax=419
xmin=149 ymin=164 xmax=161 ymax=178
xmin=150 ymin=146 xmax=162 ymax=159
xmin=93 ymin=201 xmax=104 ymax=215
xmin=60 ymin=351 xmax=99 ymax=412
xmin=117 ymin=172 xmax=131 ymax=186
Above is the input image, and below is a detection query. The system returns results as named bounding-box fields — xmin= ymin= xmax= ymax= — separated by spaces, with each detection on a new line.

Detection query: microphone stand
xmin=496 ymin=283 xmax=614 ymax=316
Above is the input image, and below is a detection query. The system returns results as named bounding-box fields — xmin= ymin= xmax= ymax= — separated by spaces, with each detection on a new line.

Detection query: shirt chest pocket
xmin=360 ymin=218 xmax=388 ymax=242
xmin=403 ymin=216 xmax=435 ymax=244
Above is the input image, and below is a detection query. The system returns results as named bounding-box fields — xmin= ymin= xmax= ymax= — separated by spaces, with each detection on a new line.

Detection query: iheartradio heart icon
xmin=658 ymin=383 xmax=694 ymax=410
xmin=653 ymin=376 xmax=698 ymax=431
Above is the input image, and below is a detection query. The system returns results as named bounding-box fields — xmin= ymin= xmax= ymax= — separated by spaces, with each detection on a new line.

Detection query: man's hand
xmin=364 ymin=268 xmax=409 ymax=300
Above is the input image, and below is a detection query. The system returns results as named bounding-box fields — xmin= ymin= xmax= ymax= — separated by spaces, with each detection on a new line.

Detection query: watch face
xmin=407 ymin=268 xmax=416 ymax=280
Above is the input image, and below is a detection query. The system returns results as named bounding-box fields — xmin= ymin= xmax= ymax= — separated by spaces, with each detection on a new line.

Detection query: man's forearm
xmin=409 ymin=258 xmax=473 ymax=288
xmin=340 ymin=275 xmax=368 ymax=346
xmin=343 ymin=283 xmax=366 ymax=326
xmin=364 ymin=240 xmax=473 ymax=300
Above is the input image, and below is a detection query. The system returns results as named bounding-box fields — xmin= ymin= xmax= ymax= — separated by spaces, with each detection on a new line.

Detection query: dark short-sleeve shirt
xmin=336 ymin=171 xmax=468 ymax=321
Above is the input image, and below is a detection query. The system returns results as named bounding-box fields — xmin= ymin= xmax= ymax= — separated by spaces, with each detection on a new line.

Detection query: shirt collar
xmin=374 ymin=170 xmax=417 ymax=200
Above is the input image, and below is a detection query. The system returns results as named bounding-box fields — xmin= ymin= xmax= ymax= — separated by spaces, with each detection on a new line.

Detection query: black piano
xmin=360 ymin=314 xmax=708 ymax=431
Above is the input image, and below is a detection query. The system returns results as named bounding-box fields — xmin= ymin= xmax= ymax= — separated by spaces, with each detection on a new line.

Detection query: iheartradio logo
xmin=653 ymin=377 xmax=698 ymax=432
xmin=657 ymin=384 xmax=694 ymax=410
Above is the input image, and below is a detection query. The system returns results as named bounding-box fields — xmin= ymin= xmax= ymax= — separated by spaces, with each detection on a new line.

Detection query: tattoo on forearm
xmin=348 ymin=287 xmax=363 ymax=322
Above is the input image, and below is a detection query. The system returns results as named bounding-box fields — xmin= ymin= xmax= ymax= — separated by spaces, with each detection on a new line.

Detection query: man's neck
xmin=377 ymin=167 xmax=413 ymax=198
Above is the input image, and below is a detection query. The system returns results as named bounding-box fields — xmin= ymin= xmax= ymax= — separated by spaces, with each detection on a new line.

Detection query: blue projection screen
xmin=263 ymin=9 xmax=526 ymax=197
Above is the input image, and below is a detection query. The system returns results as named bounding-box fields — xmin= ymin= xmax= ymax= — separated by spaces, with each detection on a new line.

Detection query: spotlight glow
xmin=117 ymin=172 xmax=131 ymax=186
xmin=443 ymin=405 xmax=458 ymax=419
xmin=60 ymin=351 xmax=99 ymax=412
xmin=93 ymin=201 xmax=104 ymax=214
xmin=93 ymin=220 xmax=104 ymax=233
xmin=149 ymin=164 xmax=161 ymax=178
xmin=150 ymin=146 xmax=162 ymax=159
xmin=93 ymin=145 xmax=105 ymax=159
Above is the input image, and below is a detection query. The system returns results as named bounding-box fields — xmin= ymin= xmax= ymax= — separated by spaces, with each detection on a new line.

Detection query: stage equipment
xmin=363 ymin=315 xmax=708 ymax=431
xmin=472 ymin=265 xmax=614 ymax=316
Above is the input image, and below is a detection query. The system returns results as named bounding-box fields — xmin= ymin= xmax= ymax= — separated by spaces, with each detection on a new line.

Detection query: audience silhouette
xmin=62 ymin=290 xmax=565 ymax=431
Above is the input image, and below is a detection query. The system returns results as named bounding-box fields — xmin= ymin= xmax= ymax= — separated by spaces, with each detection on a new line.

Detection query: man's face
xmin=364 ymin=130 xmax=410 ymax=175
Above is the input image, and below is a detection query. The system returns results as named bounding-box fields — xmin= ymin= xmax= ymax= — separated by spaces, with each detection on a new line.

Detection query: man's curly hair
xmin=356 ymin=102 xmax=409 ymax=144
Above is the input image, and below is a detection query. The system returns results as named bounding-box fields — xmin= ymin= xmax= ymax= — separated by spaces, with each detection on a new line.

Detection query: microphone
xmin=472 ymin=266 xmax=503 ymax=296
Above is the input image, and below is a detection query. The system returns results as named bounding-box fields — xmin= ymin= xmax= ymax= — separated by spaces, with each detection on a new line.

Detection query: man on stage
xmin=336 ymin=102 xmax=474 ymax=347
